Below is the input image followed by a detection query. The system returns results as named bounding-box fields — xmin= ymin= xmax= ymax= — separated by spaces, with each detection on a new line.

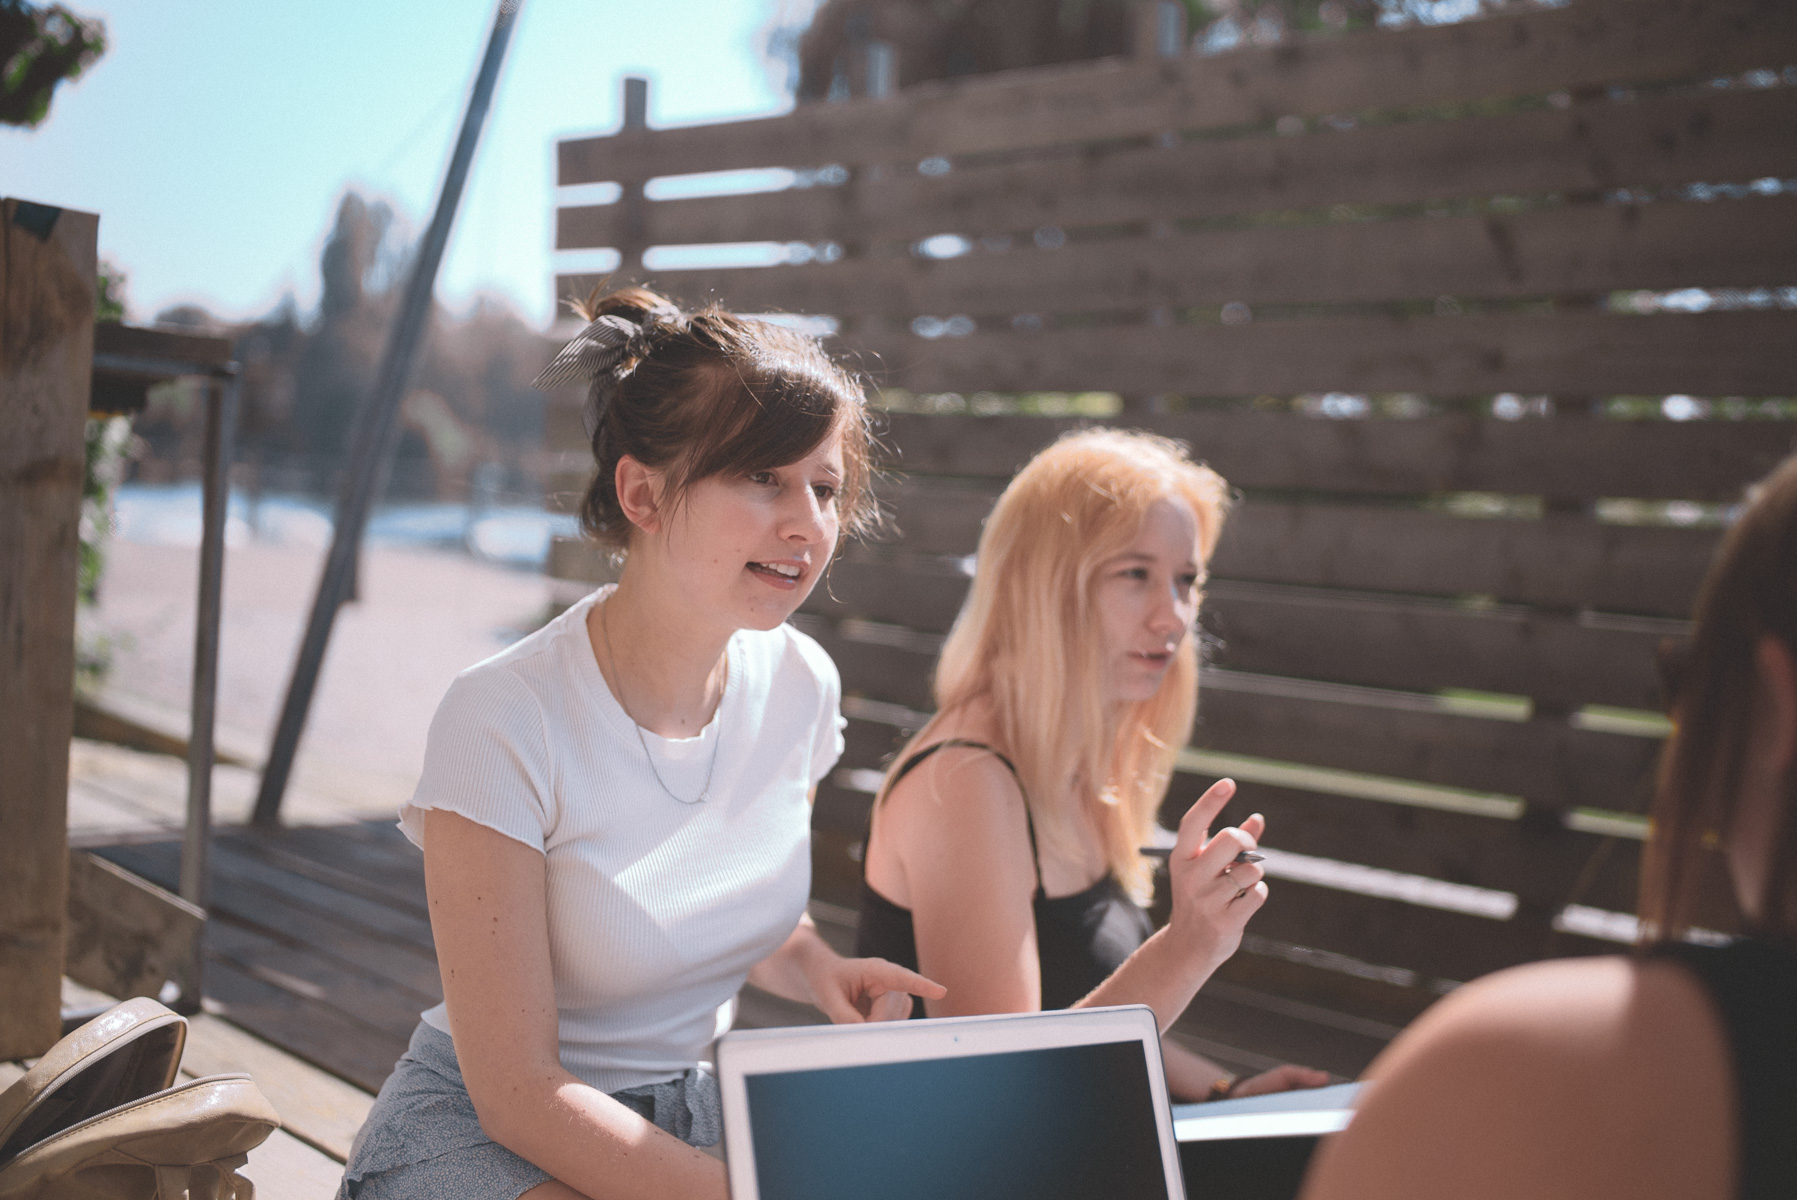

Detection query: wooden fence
xmin=545 ymin=0 xmax=1797 ymax=1072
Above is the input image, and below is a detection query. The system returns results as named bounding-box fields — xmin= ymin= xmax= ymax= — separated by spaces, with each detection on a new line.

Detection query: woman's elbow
xmin=462 ymin=1060 xmax=561 ymax=1151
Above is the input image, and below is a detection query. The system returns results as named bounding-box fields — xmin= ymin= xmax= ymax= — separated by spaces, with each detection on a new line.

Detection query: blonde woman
xmin=856 ymin=428 xmax=1327 ymax=1102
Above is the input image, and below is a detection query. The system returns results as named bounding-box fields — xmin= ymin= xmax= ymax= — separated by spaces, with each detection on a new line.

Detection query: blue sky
xmin=1 ymin=0 xmax=811 ymax=329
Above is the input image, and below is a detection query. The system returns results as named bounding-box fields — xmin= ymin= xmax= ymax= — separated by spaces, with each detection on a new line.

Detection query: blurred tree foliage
xmin=0 ymin=0 xmax=104 ymax=127
xmin=789 ymin=0 xmax=1502 ymax=96
xmin=128 ymin=190 xmax=552 ymax=505
xmin=95 ymin=257 xmax=126 ymax=323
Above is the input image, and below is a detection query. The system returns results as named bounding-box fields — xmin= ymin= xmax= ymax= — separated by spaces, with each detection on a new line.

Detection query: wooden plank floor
xmin=91 ymin=820 xmax=440 ymax=1095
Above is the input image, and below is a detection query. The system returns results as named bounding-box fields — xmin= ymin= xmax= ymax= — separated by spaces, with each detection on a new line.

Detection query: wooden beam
xmin=875 ymin=484 xmax=1722 ymax=618
xmin=802 ymin=559 xmax=1674 ymax=708
xmin=873 ymin=410 xmax=1792 ymax=502
xmin=621 ymin=194 xmax=1797 ymax=316
xmin=1164 ymin=771 xmax=1643 ymax=916
xmin=822 ymin=638 xmax=1664 ymax=816
xmin=854 ymin=309 xmax=1797 ymax=400
xmin=0 ymin=198 xmax=95 ymax=1059
xmin=557 ymin=0 xmax=1796 ymax=181
xmin=64 ymin=850 xmax=204 ymax=1003
xmin=557 ymin=88 xmax=1797 ymax=250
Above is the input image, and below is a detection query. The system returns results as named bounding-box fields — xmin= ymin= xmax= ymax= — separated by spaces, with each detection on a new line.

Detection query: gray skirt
xmin=338 ymin=1022 xmax=722 ymax=1200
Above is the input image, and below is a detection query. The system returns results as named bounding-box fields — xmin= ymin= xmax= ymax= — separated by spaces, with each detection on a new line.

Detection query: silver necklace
xmin=599 ymin=600 xmax=720 ymax=805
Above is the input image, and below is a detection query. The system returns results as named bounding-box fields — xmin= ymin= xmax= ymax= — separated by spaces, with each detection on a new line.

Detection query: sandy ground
xmin=81 ymin=538 xmax=557 ymax=825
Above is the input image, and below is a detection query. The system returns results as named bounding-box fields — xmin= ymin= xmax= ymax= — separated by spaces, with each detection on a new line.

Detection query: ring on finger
xmin=1221 ymin=864 xmax=1235 ymax=880
xmin=1232 ymin=886 xmax=1250 ymax=901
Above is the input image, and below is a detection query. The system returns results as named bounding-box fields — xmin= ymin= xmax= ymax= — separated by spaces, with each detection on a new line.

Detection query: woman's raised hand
xmin=1165 ymin=778 xmax=1268 ymax=974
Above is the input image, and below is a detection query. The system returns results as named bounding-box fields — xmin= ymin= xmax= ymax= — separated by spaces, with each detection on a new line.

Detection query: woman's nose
xmin=1149 ymin=581 xmax=1190 ymax=635
xmin=783 ymin=487 xmax=828 ymax=542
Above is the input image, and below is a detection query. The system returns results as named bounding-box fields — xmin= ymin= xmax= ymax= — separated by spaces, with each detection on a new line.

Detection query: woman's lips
xmin=747 ymin=560 xmax=804 ymax=589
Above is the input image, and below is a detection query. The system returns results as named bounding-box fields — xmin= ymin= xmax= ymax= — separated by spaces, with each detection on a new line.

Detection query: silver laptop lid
xmin=716 ymin=1005 xmax=1183 ymax=1200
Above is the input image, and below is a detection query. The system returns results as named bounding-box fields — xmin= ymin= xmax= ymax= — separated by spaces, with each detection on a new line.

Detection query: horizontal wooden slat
xmin=875 ymin=410 xmax=1793 ymax=503
xmin=847 ymin=309 xmax=1797 ymax=400
xmin=617 ymin=195 xmax=1797 ymax=316
xmin=797 ymin=616 xmax=940 ymax=712
xmin=1194 ymin=683 xmax=1662 ymax=815
xmin=558 ymin=88 xmax=1797 ymax=250
xmin=1207 ymin=582 xmax=1670 ymax=710
xmin=824 ymin=647 xmax=1662 ymax=815
xmin=558 ymin=0 xmax=1795 ymax=181
xmin=92 ymin=322 xmax=233 ymax=368
xmin=805 ymin=617 xmax=1663 ymax=814
xmin=1207 ymin=942 xmax=1443 ymax=1032
xmin=1168 ymin=772 xmax=1641 ymax=915
xmin=1237 ymin=874 xmax=1614 ymax=984
xmin=807 ymin=557 xmax=969 ymax=634
xmin=867 ymin=476 xmax=1001 ymax=556
xmin=874 ymin=484 xmax=1723 ymax=617
xmin=1214 ymin=504 xmax=1720 ymax=618
xmin=548 ymin=287 xmax=1797 ymax=399
xmin=801 ymin=562 xmax=1673 ymax=708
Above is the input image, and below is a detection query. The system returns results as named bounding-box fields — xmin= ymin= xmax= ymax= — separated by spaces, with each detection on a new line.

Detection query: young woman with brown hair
xmin=856 ymin=428 xmax=1327 ymax=1101
xmin=1302 ymin=453 xmax=1797 ymax=1200
xmin=338 ymin=288 xmax=941 ymax=1200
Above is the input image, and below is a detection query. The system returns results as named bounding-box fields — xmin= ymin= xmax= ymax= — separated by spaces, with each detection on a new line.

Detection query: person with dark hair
xmin=1301 ymin=453 xmax=1797 ymax=1200
xmin=338 ymin=287 xmax=942 ymax=1200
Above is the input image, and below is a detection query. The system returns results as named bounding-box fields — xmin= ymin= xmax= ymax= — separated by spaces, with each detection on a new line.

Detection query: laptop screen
xmin=741 ymin=1038 xmax=1172 ymax=1200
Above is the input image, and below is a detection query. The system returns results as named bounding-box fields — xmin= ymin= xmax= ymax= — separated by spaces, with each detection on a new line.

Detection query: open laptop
xmin=716 ymin=1005 xmax=1184 ymax=1200
xmin=1172 ymin=1082 xmax=1361 ymax=1200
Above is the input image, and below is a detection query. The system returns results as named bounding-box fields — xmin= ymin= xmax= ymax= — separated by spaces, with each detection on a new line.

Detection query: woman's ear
xmin=614 ymin=455 xmax=664 ymax=536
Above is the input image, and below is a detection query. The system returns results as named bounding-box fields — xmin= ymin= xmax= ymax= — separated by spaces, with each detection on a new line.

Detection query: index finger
xmin=865 ymin=959 xmax=948 ymax=999
xmin=1172 ymin=778 xmax=1236 ymax=861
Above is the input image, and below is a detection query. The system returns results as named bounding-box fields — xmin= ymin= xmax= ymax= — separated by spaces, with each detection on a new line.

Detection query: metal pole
xmin=175 ymin=369 xmax=237 ymax=1012
xmin=253 ymin=0 xmax=523 ymax=827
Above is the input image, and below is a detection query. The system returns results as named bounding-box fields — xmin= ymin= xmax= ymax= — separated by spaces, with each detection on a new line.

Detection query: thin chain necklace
xmin=599 ymin=598 xmax=722 ymax=805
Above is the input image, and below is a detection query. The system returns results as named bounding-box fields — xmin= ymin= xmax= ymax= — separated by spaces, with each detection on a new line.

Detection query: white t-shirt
xmin=401 ymin=586 xmax=845 ymax=1092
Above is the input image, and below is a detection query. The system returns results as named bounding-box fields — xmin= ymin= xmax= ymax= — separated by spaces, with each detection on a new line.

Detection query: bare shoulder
xmin=882 ymin=702 xmax=1023 ymax=823
xmin=1302 ymin=956 xmax=1733 ymax=1200
xmin=870 ymin=704 xmax=1036 ymax=904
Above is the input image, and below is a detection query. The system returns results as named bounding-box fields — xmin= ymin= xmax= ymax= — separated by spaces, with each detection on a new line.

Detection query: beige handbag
xmin=0 ymin=998 xmax=279 ymax=1199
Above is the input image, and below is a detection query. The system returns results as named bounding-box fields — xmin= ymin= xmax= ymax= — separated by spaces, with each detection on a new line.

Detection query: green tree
xmin=0 ymin=0 xmax=104 ymax=128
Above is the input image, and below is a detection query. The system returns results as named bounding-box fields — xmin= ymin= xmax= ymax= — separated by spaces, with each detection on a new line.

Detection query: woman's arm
xmin=424 ymin=808 xmax=726 ymax=1200
xmin=747 ymin=913 xmax=945 ymax=1022
xmin=876 ymin=747 xmax=1052 ymax=1016
xmin=1074 ymin=779 xmax=1267 ymax=1031
xmin=1161 ymin=1039 xmax=1331 ymax=1103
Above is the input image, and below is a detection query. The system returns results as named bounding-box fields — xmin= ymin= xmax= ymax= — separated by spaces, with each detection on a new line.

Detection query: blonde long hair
xmin=884 ymin=428 xmax=1230 ymax=903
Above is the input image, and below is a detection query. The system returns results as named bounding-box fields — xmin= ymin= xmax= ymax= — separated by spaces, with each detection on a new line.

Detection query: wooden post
xmin=618 ymin=76 xmax=650 ymax=280
xmin=0 ymin=197 xmax=97 ymax=1058
xmin=1134 ymin=0 xmax=1186 ymax=60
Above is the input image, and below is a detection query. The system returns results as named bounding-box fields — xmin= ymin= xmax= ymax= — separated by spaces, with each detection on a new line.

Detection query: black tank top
xmin=1651 ymin=939 xmax=1797 ymax=1200
xmin=854 ymin=739 xmax=1155 ymax=1013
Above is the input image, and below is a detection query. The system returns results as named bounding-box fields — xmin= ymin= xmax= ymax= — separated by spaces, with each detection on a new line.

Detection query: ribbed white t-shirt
xmin=400 ymin=586 xmax=845 ymax=1092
